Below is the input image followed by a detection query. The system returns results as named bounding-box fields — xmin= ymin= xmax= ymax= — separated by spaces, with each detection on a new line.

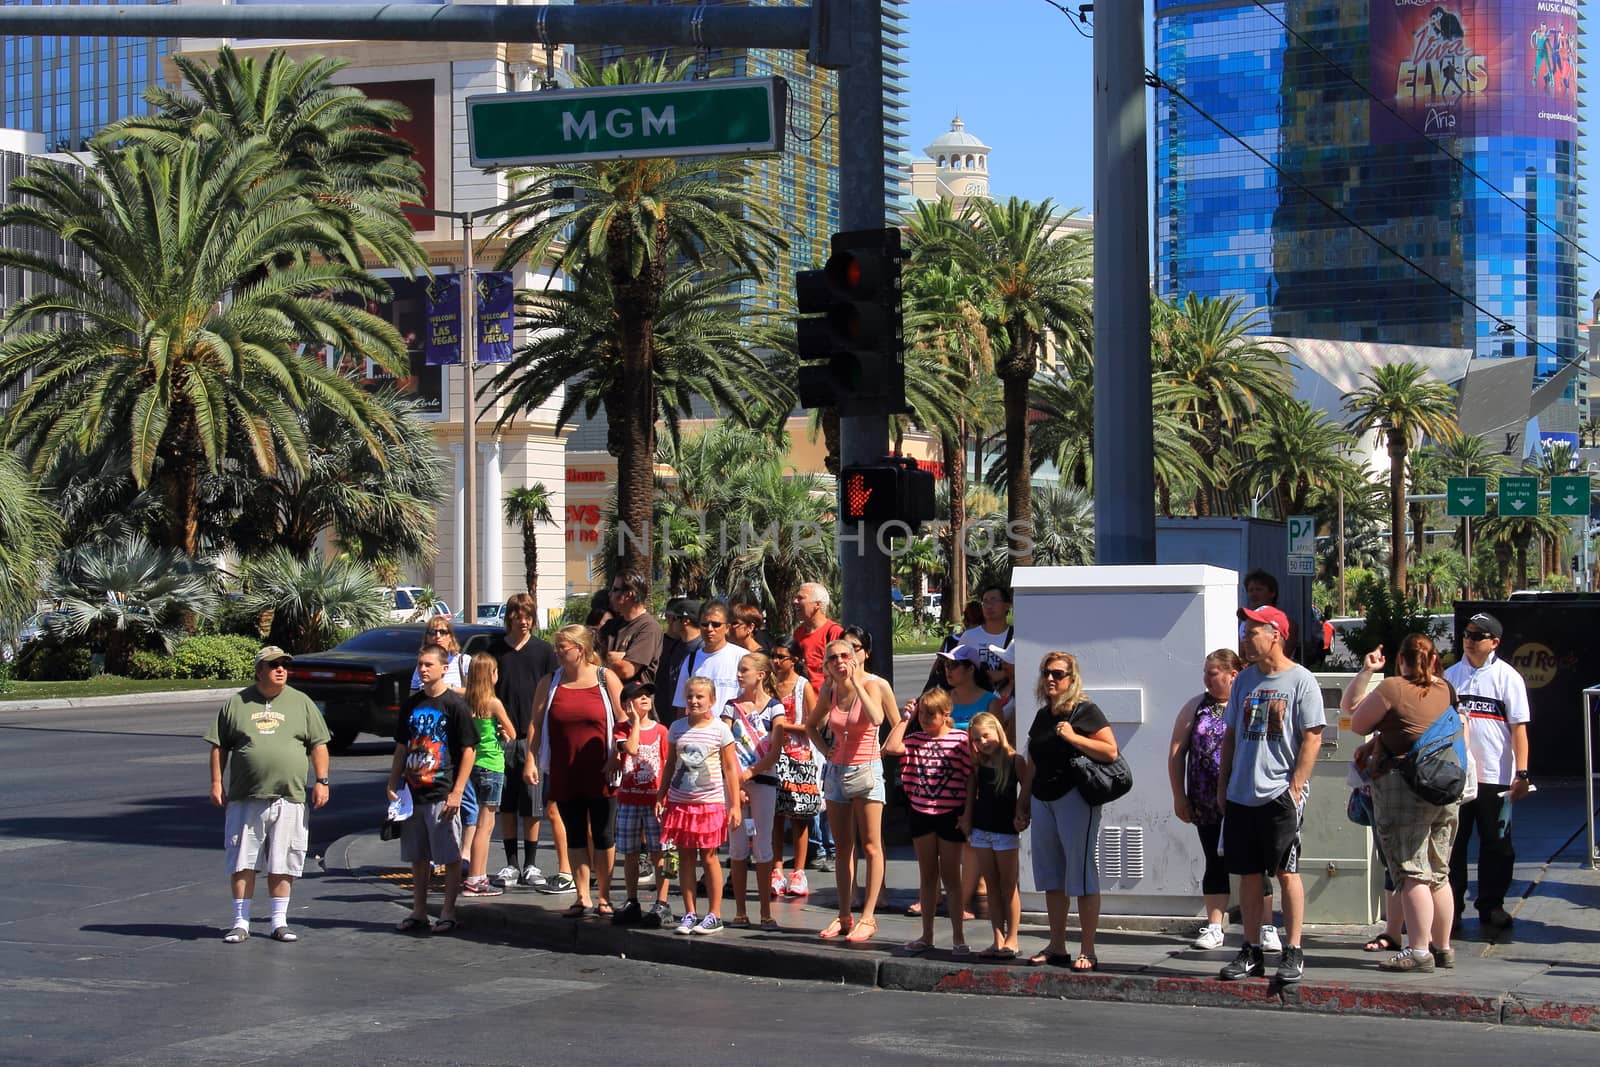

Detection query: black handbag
xmin=1066 ymin=751 xmax=1134 ymax=806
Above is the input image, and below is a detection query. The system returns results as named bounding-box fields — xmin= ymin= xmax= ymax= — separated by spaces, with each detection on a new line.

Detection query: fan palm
xmin=0 ymin=450 xmax=58 ymax=633
xmin=490 ymin=55 xmax=786 ymax=581
xmin=100 ymin=46 xmax=428 ymax=273
xmin=239 ymin=548 xmax=390 ymax=654
xmin=1343 ymin=361 xmax=1461 ymax=594
xmin=0 ymin=138 xmax=408 ymax=558
xmin=949 ymin=197 xmax=1093 ymax=564
xmin=505 ymin=484 xmax=555 ymax=608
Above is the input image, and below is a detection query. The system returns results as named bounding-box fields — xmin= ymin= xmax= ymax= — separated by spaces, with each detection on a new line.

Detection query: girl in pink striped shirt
xmin=883 ymin=688 xmax=974 ymax=955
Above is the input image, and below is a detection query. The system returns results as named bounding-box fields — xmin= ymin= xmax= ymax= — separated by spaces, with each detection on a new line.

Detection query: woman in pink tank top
xmin=805 ymin=638 xmax=887 ymax=943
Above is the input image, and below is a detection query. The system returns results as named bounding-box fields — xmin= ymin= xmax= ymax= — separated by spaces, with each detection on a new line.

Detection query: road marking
xmin=0 ymin=836 xmax=72 ymax=854
xmin=106 ymin=977 xmax=595 ymax=1064
xmin=0 ymin=977 xmax=174 ymax=995
xmin=129 ymin=753 xmax=208 ymax=765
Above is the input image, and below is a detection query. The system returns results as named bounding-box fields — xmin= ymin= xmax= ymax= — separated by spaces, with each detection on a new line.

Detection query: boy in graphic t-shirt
xmin=610 ymin=681 xmax=673 ymax=927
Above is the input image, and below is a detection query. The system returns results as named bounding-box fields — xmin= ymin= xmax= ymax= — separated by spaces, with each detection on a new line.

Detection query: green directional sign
xmin=1551 ymin=474 xmax=1592 ymax=517
xmin=1498 ymin=476 xmax=1538 ymax=516
xmin=467 ymin=77 xmax=788 ymax=167
xmin=1447 ymin=476 xmax=1487 ymax=518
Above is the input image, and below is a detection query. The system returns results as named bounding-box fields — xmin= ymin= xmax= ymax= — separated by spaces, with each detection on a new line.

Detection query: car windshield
xmin=393 ymin=589 xmax=416 ymax=610
xmin=336 ymin=628 xmax=429 ymax=654
xmin=477 ymin=604 xmax=501 ymax=616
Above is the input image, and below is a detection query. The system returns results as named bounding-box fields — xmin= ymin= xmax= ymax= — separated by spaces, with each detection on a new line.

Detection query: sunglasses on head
xmin=1040 ymin=667 xmax=1071 ymax=681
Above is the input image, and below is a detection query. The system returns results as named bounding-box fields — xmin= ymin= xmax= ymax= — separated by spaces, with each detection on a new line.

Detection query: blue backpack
xmin=1394 ymin=682 xmax=1467 ymax=807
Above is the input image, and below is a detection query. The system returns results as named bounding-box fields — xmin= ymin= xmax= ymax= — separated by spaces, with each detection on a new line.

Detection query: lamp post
xmin=408 ymin=191 xmax=569 ymax=614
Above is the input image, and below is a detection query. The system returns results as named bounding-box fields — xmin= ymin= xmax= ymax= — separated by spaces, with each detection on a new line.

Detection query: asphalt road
xmin=1 ymin=699 xmax=1593 ymax=1065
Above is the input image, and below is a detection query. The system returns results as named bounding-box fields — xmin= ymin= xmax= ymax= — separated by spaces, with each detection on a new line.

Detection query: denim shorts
xmin=968 ymin=827 xmax=1021 ymax=852
xmin=471 ymin=768 xmax=505 ymax=809
xmin=823 ymin=759 xmax=885 ymax=804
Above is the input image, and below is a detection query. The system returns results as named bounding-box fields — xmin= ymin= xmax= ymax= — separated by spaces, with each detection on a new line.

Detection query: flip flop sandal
xmin=596 ymin=901 xmax=614 ymax=917
xmin=978 ymin=947 xmax=1018 ymax=960
xmin=818 ymin=917 xmax=853 ymax=940
xmin=759 ymin=918 xmax=781 ymax=932
xmin=1028 ymin=949 xmax=1072 ymax=967
xmin=898 ymin=938 xmax=931 ymax=956
xmin=903 ymin=901 xmax=924 ymax=917
xmin=222 ymin=926 xmax=250 ymax=944
xmin=728 ymin=916 xmax=753 ymax=929
xmin=1072 ymin=954 xmax=1099 ymax=972
xmin=845 ymin=917 xmax=878 ymax=943
xmin=1363 ymin=933 xmax=1401 ymax=952
xmin=396 ymin=916 xmax=430 ymax=935
xmin=430 ymin=917 xmax=461 ymax=935
xmin=951 ymin=943 xmax=973 ymax=957
xmin=563 ymin=903 xmax=590 ymax=918
xmin=270 ymin=927 xmax=299 ymax=943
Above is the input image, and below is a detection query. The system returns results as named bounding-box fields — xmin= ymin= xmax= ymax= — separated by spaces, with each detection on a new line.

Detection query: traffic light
xmin=795 ymin=227 xmax=905 ymax=415
xmin=838 ymin=457 xmax=936 ymax=526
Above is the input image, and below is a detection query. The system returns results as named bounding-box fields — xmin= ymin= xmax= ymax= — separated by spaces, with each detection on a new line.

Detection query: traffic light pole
xmin=835 ymin=0 xmax=894 ymax=689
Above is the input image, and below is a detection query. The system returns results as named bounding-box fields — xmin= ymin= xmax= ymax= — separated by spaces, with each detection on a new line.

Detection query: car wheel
xmin=328 ymin=723 xmax=361 ymax=753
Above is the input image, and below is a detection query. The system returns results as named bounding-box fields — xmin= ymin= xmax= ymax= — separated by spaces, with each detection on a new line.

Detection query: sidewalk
xmin=0 ymin=687 xmax=237 ymax=712
xmin=329 ymin=783 xmax=1600 ymax=1031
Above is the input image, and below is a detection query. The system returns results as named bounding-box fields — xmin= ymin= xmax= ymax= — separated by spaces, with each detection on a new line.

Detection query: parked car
xmin=475 ymin=601 xmax=507 ymax=625
xmin=286 ymin=623 xmax=504 ymax=751
xmin=388 ymin=586 xmax=450 ymax=623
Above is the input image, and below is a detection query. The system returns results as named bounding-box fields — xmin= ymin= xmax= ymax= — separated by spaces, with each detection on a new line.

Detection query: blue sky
xmin=905 ymin=1 xmax=1596 ymax=305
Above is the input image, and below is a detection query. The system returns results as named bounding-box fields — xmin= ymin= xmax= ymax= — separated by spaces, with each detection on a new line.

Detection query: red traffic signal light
xmin=795 ymin=228 xmax=905 ymax=414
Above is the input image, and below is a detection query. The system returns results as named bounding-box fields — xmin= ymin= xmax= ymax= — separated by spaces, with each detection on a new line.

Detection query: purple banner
xmin=1371 ymin=1 xmax=1578 ymax=143
xmin=424 ymin=271 xmax=516 ymax=365
xmin=425 ymin=274 xmax=462 ymax=366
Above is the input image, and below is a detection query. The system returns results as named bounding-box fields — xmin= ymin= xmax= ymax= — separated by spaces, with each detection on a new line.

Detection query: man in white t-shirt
xmin=957 ymin=584 xmax=1013 ymax=686
xmin=1444 ymin=611 xmax=1531 ymax=933
xmin=671 ymin=600 xmax=745 ymax=716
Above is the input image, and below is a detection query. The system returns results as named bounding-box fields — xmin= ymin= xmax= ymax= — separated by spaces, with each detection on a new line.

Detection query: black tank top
xmin=971 ymin=761 xmax=1020 ymax=835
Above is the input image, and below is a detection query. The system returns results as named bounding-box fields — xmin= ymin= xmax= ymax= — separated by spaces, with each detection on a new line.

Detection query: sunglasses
xmin=701 ymin=620 xmax=725 ymax=629
xmin=827 ymin=651 xmax=855 ymax=661
xmin=1040 ymin=668 xmax=1072 ymax=681
xmin=426 ymin=628 xmax=450 ymax=636
xmin=845 ymin=642 xmax=863 ymax=651
xmin=1462 ymin=630 xmax=1495 ymax=642
xmin=770 ymin=654 xmax=793 ymax=662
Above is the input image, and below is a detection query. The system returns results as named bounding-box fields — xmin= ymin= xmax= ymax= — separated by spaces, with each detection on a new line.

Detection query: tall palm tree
xmin=949 ymin=197 xmax=1092 ymax=564
xmin=101 ymin=46 xmax=428 ymax=274
xmin=0 ymin=450 xmax=58 ymax=632
xmin=1236 ymin=399 xmax=1358 ymax=517
xmin=1343 ymin=361 xmax=1461 ymax=594
xmin=1154 ymin=294 xmax=1292 ymax=516
xmin=504 ymin=484 xmax=555 ymax=609
xmin=490 ymin=55 xmax=786 ymax=581
xmin=0 ymin=138 xmax=408 ymax=558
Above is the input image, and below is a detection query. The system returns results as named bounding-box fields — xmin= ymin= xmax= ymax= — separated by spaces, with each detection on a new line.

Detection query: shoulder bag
xmin=1064 ymin=703 xmax=1133 ymax=807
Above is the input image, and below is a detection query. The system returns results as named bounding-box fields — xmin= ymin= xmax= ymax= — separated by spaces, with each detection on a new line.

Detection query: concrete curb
xmin=330 ymin=833 xmax=1600 ymax=1032
xmin=0 ymin=688 xmax=237 ymax=712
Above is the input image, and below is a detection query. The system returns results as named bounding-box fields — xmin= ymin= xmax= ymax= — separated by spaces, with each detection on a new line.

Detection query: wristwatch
xmin=1514 ymin=770 xmax=1530 ymax=781
xmin=315 ymin=777 xmax=331 ymax=786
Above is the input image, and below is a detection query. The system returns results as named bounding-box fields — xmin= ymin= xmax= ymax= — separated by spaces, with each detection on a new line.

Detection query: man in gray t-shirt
xmin=1216 ymin=606 xmax=1325 ymax=984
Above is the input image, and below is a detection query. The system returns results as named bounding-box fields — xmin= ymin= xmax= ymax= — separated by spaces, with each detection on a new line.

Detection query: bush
xmin=127 ymin=648 xmax=179 ymax=680
xmin=129 ymin=634 xmax=259 ymax=681
xmin=0 ymin=658 xmax=12 ymax=694
xmin=14 ymin=633 xmax=94 ymax=681
xmin=1343 ymin=579 xmax=1444 ymax=668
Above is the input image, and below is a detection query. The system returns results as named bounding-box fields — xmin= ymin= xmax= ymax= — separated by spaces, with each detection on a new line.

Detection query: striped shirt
xmin=900 ymin=730 xmax=974 ymax=815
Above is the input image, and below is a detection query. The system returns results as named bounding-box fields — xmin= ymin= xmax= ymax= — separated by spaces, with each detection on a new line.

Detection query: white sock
xmin=270 ymin=896 xmax=290 ymax=929
xmin=232 ymin=899 xmax=250 ymax=927
xmin=1206 ymin=922 xmax=1222 ymax=933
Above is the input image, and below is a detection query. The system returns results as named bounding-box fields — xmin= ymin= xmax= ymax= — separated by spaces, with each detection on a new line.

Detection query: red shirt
xmin=613 ymin=720 xmax=668 ymax=807
xmin=792 ymin=619 xmax=844 ymax=680
xmin=546 ymin=683 xmax=609 ymax=802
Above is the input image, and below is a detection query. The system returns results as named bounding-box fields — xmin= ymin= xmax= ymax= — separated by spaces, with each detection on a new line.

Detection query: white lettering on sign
xmin=605 ymin=108 xmax=633 ymax=138
xmin=562 ymin=111 xmax=597 ymax=142
xmin=641 ymin=105 xmax=675 ymax=136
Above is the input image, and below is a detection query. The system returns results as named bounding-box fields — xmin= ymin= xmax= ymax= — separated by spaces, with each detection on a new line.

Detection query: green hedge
xmin=128 ymin=635 xmax=259 ymax=681
xmin=14 ymin=634 xmax=94 ymax=681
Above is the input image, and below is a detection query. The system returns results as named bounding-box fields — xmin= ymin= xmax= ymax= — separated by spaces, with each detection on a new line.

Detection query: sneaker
xmin=642 ymin=900 xmax=673 ymax=929
xmin=612 ymin=899 xmax=643 ymax=926
xmin=1377 ymin=946 xmax=1434 ymax=973
xmin=675 ymin=911 xmax=698 ymax=935
xmin=1259 ymin=924 xmax=1283 ymax=953
xmin=537 ymin=872 xmax=577 ymax=895
xmin=1219 ymin=944 xmax=1265 ymax=981
xmin=771 ymin=869 xmax=789 ymax=897
xmin=461 ymin=878 xmax=503 ymax=897
xmin=495 ymin=865 xmax=521 ymax=887
xmin=787 ymin=870 xmax=811 ymax=897
xmin=1276 ymin=945 xmax=1306 ymax=982
xmin=693 ymin=914 xmax=725 ymax=936
xmin=519 ymin=865 xmax=545 ymax=889
xmin=815 ymin=854 xmax=836 ymax=873
xmin=1191 ymin=924 xmax=1226 ymax=951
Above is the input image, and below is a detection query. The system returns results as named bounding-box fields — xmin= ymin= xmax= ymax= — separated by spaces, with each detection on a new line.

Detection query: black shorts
xmin=1223 ymin=792 xmax=1304 ymax=877
xmin=501 ymin=767 xmax=541 ymax=819
xmin=907 ymin=808 xmax=966 ymax=844
xmin=556 ymin=795 xmax=617 ymax=851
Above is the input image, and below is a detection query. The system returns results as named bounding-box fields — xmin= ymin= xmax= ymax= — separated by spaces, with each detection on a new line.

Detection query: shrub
xmin=130 ymin=634 xmax=259 ymax=681
xmin=0 ymin=658 xmax=13 ymax=694
xmin=127 ymin=649 xmax=179 ymax=680
xmin=14 ymin=633 xmax=94 ymax=681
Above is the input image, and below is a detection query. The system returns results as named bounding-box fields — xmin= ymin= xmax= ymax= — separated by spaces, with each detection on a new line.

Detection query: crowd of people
xmin=206 ymin=571 xmax=1533 ymax=982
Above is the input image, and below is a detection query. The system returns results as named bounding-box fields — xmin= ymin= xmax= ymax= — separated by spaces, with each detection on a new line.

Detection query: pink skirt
xmin=661 ymin=801 xmax=727 ymax=850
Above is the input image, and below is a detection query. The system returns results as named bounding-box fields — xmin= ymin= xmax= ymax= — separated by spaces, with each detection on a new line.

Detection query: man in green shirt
xmin=205 ymin=645 xmax=331 ymax=945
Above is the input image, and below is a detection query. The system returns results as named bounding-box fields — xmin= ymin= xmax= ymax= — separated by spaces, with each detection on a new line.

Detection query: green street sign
xmin=1551 ymin=474 xmax=1592 ymax=517
xmin=1446 ymin=476 xmax=1487 ymax=518
xmin=1498 ymin=476 xmax=1538 ymax=516
xmin=467 ymin=77 xmax=788 ymax=167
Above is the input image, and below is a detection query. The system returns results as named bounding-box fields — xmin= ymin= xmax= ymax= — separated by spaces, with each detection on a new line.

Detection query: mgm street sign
xmin=467 ymin=77 xmax=788 ymax=167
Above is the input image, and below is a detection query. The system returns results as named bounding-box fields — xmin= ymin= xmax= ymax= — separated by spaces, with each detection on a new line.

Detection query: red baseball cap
xmin=1237 ymin=605 xmax=1290 ymax=638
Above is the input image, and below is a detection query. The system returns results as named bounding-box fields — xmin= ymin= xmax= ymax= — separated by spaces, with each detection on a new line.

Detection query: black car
xmin=287 ymin=623 xmax=505 ymax=751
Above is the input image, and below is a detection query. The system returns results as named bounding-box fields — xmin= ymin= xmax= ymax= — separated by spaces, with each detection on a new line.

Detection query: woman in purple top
xmin=1167 ymin=649 xmax=1242 ymax=950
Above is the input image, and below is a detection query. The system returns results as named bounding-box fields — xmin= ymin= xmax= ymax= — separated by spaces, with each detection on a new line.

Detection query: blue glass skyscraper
xmin=1155 ymin=0 xmax=1581 ymax=378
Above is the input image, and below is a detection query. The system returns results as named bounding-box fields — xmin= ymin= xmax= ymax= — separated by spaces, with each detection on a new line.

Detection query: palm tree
xmin=504 ymin=484 xmax=555 ymax=610
xmin=490 ymin=55 xmax=785 ymax=581
xmin=46 ymin=534 xmax=218 ymax=675
xmin=1030 ymin=485 xmax=1097 ymax=567
xmin=1155 ymin=294 xmax=1293 ymax=516
xmin=949 ymin=197 xmax=1093 ymax=564
xmin=1235 ymin=399 xmax=1356 ymax=518
xmin=1343 ymin=361 xmax=1461 ymax=595
xmin=0 ymin=450 xmax=58 ymax=633
xmin=239 ymin=548 xmax=390 ymax=654
xmin=1582 ymin=417 xmax=1600 ymax=449
xmin=0 ymin=138 xmax=409 ymax=558
xmin=715 ymin=461 xmax=837 ymax=635
xmin=101 ymin=46 xmax=428 ymax=274
xmin=1428 ymin=433 xmax=1512 ymax=597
